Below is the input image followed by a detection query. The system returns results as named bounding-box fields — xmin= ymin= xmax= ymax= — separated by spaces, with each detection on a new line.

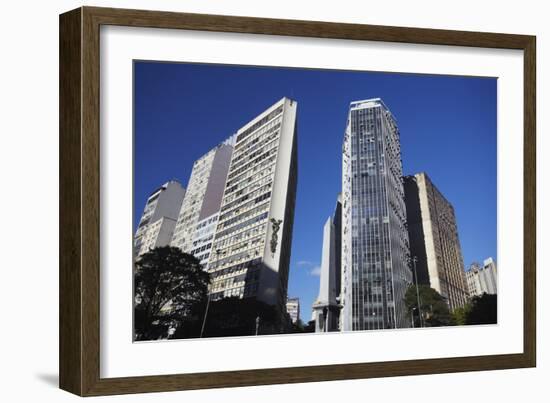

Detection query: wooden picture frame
xmin=59 ymin=6 xmax=536 ymax=396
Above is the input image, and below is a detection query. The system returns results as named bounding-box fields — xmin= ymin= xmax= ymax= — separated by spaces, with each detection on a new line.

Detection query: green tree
xmin=292 ymin=319 xmax=305 ymax=333
xmin=303 ymin=320 xmax=316 ymax=333
xmin=451 ymin=304 xmax=472 ymax=326
xmin=466 ymin=293 xmax=497 ymax=325
xmin=405 ymin=284 xmax=452 ymax=327
xmin=134 ymin=246 xmax=210 ymax=341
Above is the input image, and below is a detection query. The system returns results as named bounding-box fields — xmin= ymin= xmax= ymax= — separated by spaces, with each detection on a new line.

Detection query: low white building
xmin=286 ymin=297 xmax=300 ymax=324
xmin=134 ymin=181 xmax=186 ymax=258
xmin=466 ymin=257 xmax=498 ymax=297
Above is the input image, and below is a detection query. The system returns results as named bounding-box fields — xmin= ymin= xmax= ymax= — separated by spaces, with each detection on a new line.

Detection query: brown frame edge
xmin=59 ymin=6 xmax=536 ymax=397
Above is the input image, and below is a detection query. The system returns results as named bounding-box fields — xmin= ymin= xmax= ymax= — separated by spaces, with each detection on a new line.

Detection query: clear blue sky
xmin=134 ymin=61 xmax=497 ymax=322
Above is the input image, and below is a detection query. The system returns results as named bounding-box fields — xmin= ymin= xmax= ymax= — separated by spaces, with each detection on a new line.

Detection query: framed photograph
xmin=59 ymin=6 xmax=536 ymax=396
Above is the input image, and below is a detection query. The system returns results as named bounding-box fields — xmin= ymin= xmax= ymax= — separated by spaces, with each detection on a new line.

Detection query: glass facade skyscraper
xmin=341 ymin=98 xmax=412 ymax=331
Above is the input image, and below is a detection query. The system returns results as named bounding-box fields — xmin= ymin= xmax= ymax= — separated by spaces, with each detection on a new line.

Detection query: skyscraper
xmin=466 ymin=257 xmax=498 ymax=297
xmin=313 ymin=195 xmax=342 ymax=332
xmin=340 ymin=98 xmax=412 ymax=331
xmin=404 ymin=172 xmax=469 ymax=311
xmin=171 ymin=138 xmax=234 ymax=266
xmin=207 ymin=98 xmax=298 ymax=315
xmin=134 ymin=180 xmax=186 ymax=258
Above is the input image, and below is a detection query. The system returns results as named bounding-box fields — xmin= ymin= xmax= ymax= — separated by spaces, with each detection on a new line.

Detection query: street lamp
xmin=408 ymin=254 xmax=424 ymax=328
xmin=411 ymin=307 xmax=417 ymax=328
xmin=199 ymin=284 xmax=212 ymax=338
xmin=200 ymin=249 xmax=218 ymax=338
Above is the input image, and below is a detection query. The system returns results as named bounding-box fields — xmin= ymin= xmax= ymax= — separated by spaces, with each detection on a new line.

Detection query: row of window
xmin=216 ymin=201 xmax=270 ymax=234
xmin=209 ymin=257 xmax=261 ymax=275
xmin=231 ymin=138 xmax=279 ymax=175
xmin=223 ymin=163 xmax=276 ymax=205
xmin=235 ymin=106 xmax=283 ymax=143
xmin=231 ymin=121 xmax=280 ymax=167
xmin=212 ymin=211 xmax=269 ymax=245
xmin=208 ymin=246 xmax=263 ymax=271
xmin=209 ymin=223 xmax=267 ymax=260
xmin=219 ymin=180 xmax=272 ymax=219
xmin=189 ymin=242 xmax=212 ymax=256
xmin=218 ymin=191 xmax=272 ymax=224
xmin=225 ymin=147 xmax=278 ymax=189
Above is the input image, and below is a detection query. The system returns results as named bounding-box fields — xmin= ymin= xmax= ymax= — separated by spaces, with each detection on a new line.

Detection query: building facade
xmin=404 ymin=172 xmax=469 ymax=311
xmin=206 ymin=98 xmax=298 ymax=316
xmin=286 ymin=297 xmax=300 ymax=324
xmin=466 ymin=257 xmax=498 ymax=297
xmin=171 ymin=139 xmax=234 ymax=266
xmin=340 ymin=98 xmax=412 ymax=331
xmin=313 ymin=196 xmax=342 ymax=332
xmin=134 ymin=180 xmax=186 ymax=258
xmin=185 ymin=213 xmax=220 ymax=267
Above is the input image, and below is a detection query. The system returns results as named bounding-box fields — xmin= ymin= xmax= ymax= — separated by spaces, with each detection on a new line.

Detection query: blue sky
xmin=134 ymin=61 xmax=497 ymax=322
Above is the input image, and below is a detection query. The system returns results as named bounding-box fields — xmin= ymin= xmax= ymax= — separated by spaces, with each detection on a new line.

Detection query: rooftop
xmin=349 ymin=98 xmax=395 ymax=121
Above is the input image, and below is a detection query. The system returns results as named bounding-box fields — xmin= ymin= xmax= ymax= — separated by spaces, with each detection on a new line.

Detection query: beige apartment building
xmin=404 ymin=172 xmax=469 ymax=311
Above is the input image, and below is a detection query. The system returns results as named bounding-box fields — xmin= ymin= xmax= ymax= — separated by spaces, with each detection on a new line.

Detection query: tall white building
xmin=340 ymin=98 xmax=412 ymax=331
xmin=134 ymin=181 xmax=186 ymax=258
xmin=312 ymin=196 xmax=342 ymax=332
xmin=466 ymin=257 xmax=498 ymax=297
xmin=171 ymin=139 xmax=234 ymax=266
xmin=207 ymin=98 xmax=298 ymax=315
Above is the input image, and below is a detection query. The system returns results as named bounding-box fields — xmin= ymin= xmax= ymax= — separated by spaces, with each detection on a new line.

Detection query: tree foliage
xmin=451 ymin=304 xmax=472 ymax=326
xmin=291 ymin=319 xmax=306 ymax=333
xmin=404 ymin=284 xmax=452 ymax=327
xmin=303 ymin=320 xmax=316 ymax=333
xmin=466 ymin=293 xmax=497 ymax=325
xmin=182 ymin=297 xmax=282 ymax=338
xmin=134 ymin=246 xmax=210 ymax=341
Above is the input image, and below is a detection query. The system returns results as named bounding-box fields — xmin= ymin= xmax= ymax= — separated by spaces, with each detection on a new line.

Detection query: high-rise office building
xmin=313 ymin=196 xmax=342 ymax=332
xmin=171 ymin=139 xmax=234 ymax=266
xmin=466 ymin=257 xmax=498 ymax=297
xmin=207 ymin=98 xmax=298 ymax=316
xmin=404 ymin=172 xmax=469 ymax=311
xmin=340 ymin=98 xmax=412 ymax=331
xmin=134 ymin=180 xmax=186 ymax=258
xmin=286 ymin=297 xmax=300 ymax=324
